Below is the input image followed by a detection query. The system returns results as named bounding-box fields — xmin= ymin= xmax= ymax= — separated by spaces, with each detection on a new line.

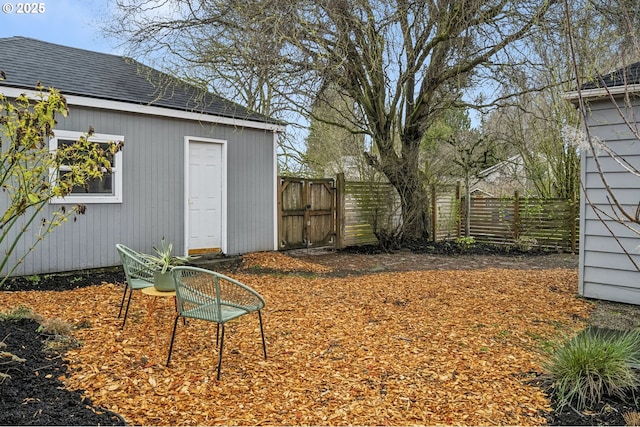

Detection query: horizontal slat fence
xmin=432 ymin=185 xmax=461 ymax=241
xmin=462 ymin=192 xmax=578 ymax=251
xmin=336 ymin=174 xmax=401 ymax=248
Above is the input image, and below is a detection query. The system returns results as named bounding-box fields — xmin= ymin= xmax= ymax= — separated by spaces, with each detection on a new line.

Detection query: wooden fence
xmin=278 ymin=177 xmax=335 ymax=250
xmin=431 ymin=185 xmax=461 ymax=241
xmin=335 ymin=174 xmax=401 ymax=248
xmin=279 ymin=175 xmax=578 ymax=252
xmin=461 ymin=192 xmax=578 ymax=251
xmin=334 ymin=180 xmax=578 ymax=251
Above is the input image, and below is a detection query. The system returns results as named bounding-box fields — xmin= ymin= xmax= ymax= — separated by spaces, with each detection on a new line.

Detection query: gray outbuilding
xmin=567 ymin=63 xmax=640 ymax=304
xmin=0 ymin=37 xmax=284 ymax=277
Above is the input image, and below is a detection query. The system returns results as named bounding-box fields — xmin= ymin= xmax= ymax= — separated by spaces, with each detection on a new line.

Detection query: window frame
xmin=49 ymin=130 xmax=124 ymax=204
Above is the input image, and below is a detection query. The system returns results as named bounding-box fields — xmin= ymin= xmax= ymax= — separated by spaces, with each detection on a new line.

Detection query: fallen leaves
xmin=0 ymin=252 xmax=592 ymax=426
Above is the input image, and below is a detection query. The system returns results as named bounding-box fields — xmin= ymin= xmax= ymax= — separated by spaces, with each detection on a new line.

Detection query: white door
xmin=187 ymin=139 xmax=226 ymax=254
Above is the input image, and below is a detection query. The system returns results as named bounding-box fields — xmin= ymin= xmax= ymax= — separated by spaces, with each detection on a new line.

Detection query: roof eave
xmin=564 ymin=83 xmax=640 ymax=103
xmin=1 ymin=86 xmax=286 ymax=133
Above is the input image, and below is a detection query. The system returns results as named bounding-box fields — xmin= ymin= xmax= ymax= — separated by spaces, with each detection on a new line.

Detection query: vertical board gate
xmin=278 ymin=176 xmax=336 ymax=250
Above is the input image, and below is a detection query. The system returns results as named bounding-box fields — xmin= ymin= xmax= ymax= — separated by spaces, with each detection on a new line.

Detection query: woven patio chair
xmin=115 ymin=243 xmax=156 ymax=328
xmin=167 ymin=266 xmax=267 ymax=380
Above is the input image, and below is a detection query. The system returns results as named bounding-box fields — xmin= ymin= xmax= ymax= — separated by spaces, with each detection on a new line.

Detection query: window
xmin=49 ymin=130 xmax=124 ymax=204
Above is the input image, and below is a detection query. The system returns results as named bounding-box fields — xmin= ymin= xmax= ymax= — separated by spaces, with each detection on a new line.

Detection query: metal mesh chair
xmin=167 ymin=266 xmax=267 ymax=379
xmin=115 ymin=244 xmax=156 ymax=328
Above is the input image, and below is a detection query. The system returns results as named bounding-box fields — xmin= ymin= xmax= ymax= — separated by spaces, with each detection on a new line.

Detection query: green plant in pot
xmin=144 ymin=239 xmax=197 ymax=291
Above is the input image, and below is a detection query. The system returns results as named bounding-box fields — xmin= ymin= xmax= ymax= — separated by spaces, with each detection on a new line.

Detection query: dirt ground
xmin=2 ymin=247 xmax=640 ymax=426
xmin=287 ymin=246 xmax=580 ymax=272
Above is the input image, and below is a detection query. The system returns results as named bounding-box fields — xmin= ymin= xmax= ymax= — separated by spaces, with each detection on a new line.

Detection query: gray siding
xmin=1 ymin=105 xmax=276 ymax=277
xmin=227 ymin=127 xmax=276 ymax=254
xmin=580 ymin=98 xmax=640 ymax=304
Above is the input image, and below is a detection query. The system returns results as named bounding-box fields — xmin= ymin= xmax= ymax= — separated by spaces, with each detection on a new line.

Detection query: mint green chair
xmin=115 ymin=244 xmax=155 ymax=328
xmin=167 ymin=266 xmax=267 ymax=380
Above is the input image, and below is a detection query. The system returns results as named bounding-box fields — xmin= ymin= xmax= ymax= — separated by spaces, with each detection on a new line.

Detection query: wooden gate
xmin=278 ymin=177 xmax=336 ymax=250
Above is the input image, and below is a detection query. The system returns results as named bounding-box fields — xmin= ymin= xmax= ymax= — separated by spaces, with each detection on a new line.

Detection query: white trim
xmin=184 ymin=139 xmax=189 ymax=256
xmin=578 ymin=149 xmax=587 ymax=297
xmin=477 ymin=154 xmax=522 ymax=177
xmin=564 ymin=84 xmax=640 ymax=102
xmin=273 ymin=131 xmax=279 ymax=250
xmin=184 ymin=136 xmax=228 ymax=256
xmin=49 ymin=130 xmax=124 ymax=204
xmin=1 ymin=87 xmax=286 ymax=133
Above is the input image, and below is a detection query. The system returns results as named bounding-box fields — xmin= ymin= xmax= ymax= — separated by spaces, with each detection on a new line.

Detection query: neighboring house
xmin=0 ymin=37 xmax=285 ymax=277
xmin=474 ymin=155 xmax=527 ymax=196
xmin=469 ymin=188 xmax=494 ymax=197
xmin=566 ymin=62 xmax=640 ymax=304
xmin=474 ymin=154 xmax=550 ymax=197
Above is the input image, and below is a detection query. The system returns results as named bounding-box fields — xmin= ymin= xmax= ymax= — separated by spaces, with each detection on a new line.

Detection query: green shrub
xmin=545 ymin=328 xmax=640 ymax=410
xmin=455 ymin=236 xmax=476 ymax=251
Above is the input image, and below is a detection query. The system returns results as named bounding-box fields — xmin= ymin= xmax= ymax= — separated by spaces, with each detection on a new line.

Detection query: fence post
xmin=431 ymin=184 xmax=437 ymax=242
xmin=277 ymin=176 xmax=283 ymax=250
xmin=570 ymin=199 xmax=577 ymax=253
xmin=335 ymin=173 xmax=346 ymax=249
xmin=513 ymin=190 xmax=520 ymax=241
xmin=456 ymin=181 xmax=462 ymax=238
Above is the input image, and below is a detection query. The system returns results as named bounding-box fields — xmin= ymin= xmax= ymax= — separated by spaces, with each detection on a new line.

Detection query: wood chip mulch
xmin=0 ymin=252 xmax=592 ymax=425
xmin=241 ymin=251 xmax=334 ymax=273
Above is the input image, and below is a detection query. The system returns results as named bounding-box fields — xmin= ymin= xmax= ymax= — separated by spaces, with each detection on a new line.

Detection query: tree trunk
xmin=395 ymin=174 xmax=429 ymax=242
xmin=464 ymin=171 xmax=471 ymax=238
xmin=374 ymin=132 xmax=430 ymax=243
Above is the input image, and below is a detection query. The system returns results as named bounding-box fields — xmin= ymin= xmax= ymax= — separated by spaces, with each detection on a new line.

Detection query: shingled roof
xmin=581 ymin=61 xmax=640 ymax=90
xmin=0 ymin=36 xmax=278 ymax=124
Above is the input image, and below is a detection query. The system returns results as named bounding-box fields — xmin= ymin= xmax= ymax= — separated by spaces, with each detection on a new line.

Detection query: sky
xmin=0 ymin=0 xmax=121 ymax=54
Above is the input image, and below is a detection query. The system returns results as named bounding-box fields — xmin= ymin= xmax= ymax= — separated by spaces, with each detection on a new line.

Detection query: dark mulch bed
xmin=0 ymin=318 xmax=126 ymax=426
xmin=1 ymin=268 xmax=125 ymax=292
xmin=345 ymin=240 xmax=561 ymax=257
xmin=546 ymin=394 xmax=640 ymax=425
xmin=1 ymin=243 xmax=638 ymax=425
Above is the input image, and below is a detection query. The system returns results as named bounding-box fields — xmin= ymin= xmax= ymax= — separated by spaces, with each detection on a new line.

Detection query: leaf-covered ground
xmin=0 ymin=251 xmax=592 ymax=425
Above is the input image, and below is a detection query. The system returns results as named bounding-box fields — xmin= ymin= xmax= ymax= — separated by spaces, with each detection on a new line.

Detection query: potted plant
xmin=143 ymin=239 xmax=197 ymax=291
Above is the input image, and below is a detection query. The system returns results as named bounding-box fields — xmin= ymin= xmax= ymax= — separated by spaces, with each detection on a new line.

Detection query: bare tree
xmin=478 ymin=0 xmax=631 ymax=202
xmin=482 ymin=91 xmax=581 ymax=199
xmin=107 ymin=0 xmax=306 ymax=173
xmin=590 ymin=0 xmax=640 ymax=65
xmin=448 ymin=129 xmax=495 ymax=236
xmin=107 ymin=0 xmax=556 ymax=242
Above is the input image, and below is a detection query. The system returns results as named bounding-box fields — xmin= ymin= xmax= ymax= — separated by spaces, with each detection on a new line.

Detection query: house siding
xmin=580 ymin=98 xmax=640 ymax=304
xmin=1 ymin=105 xmax=276 ymax=277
